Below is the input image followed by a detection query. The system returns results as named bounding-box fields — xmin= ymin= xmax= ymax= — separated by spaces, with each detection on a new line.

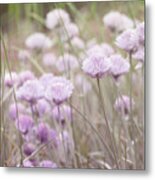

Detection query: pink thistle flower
xmin=115 ymin=29 xmax=139 ymax=53
xmin=22 ymin=143 xmax=35 ymax=156
xmin=114 ymin=95 xmax=135 ymax=116
xmin=109 ymin=54 xmax=130 ymax=79
xmin=9 ymin=102 xmax=26 ymax=120
xmin=42 ymin=53 xmax=56 ymax=67
xmin=133 ymin=46 xmax=144 ymax=63
xmin=45 ymin=76 xmax=74 ymax=105
xmin=52 ymin=104 xmax=72 ymax=125
xmin=25 ymin=32 xmax=52 ymax=50
xmin=19 ymin=71 xmax=35 ymax=86
xmin=15 ymin=115 xmax=34 ymax=134
xmin=136 ymin=22 xmax=144 ymax=45
xmin=46 ymin=9 xmax=70 ymax=30
xmin=4 ymin=72 xmax=19 ymax=88
xmin=70 ymin=36 xmax=85 ymax=49
xmin=18 ymin=50 xmax=31 ymax=62
xmin=39 ymin=73 xmax=54 ymax=90
xmin=103 ymin=11 xmax=133 ymax=32
xmin=82 ymin=51 xmax=111 ymax=78
xmin=39 ymin=160 xmax=57 ymax=168
xmin=35 ymin=99 xmax=51 ymax=117
xmin=100 ymin=43 xmax=114 ymax=57
xmin=56 ymin=53 xmax=79 ymax=72
xmin=17 ymin=79 xmax=44 ymax=104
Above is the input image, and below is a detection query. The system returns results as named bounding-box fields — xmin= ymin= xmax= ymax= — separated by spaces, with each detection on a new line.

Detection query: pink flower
xmin=42 ymin=53 xmax=56 ymax=67
xmin=23 ymin=160 xmax=34 ymax=167
xmin=114 ymin=95 xmax=135 ymax=116
xmin=19 ymin=71 xmax=35 ymax=86
xmin=35 ymin=99 xmax=51 ymax=117
xmin=39 ymin=160 xmax=57 ymax=168
xmin=56 ymin=53 xmax=79 ymax=72
xmin=4 ymin=72 xmax=19 ymax=88
xmin=9 ymin=102 xmax=26 ymax=120
xmin=45 ymin=77 xmax=74 ymax=105
xmin=22 ymin=143 xmax=35 ymax=156
xmin=115 ymin=29 xmax=139 ymax=53
xmin=100 ymin=43 xmax=114 ymax=57
xmin=71 ymin=36 xmax=85 ymax=49
xmin=103 ymin=11 xmax=133 ymax=32
xmin=82 ymin=51 xmax=111 ymax=78
xmin=39 ymin=73 xmax=54 ymax=90
xmin=25 ymin=32 xmax=52 ymax=50
xmin=133 ymin=46 xmax=144 ymax=62
xmin=17 ymin=79 xmax=44 ymax=104
xmin=136 ymin=22 xmax=144 ymax=45
xmin=18 ymin=50 xmax=31 ymax=62
xmin=15 ymin=115 xmax=34 ymax=134
xmin=46 ymin=9 xmax=70 ymax=30
xmin=109 ymin=54 xmax=130 ymax=79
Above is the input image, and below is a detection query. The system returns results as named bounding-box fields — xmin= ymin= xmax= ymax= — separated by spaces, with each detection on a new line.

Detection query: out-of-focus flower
xmin=17 ymin=79 xmax=44 ymax=104
xmin=19 ymin=71 xmax=35 ymax=86
xmin=9 ymin=102 xmax=25 ymax=120
xmin=82 ymin=51 xmax=111 ymax=78
xmin=25 ymin=32 xmax=52 ymax=50
xmin=46 ymin=9 xmax=70 ymax=30
xmin=18 ymin=50 xmax=31 ymax=62
xmin=39 ymin=73 xmax=54 ymax=90
xmin=15 ymin=115 xmax=34 ymax=134
xmin=70 ymin=36 xmax=85 ymax=49
xmin=75 ymin=74 xmax=92 ymax=94
xmin=60 ymin=23 xmax=79 ymax=41
xmin=100 ymin=43 xmax=114 ymax=57
xmin=39 ymin=160 xmax=57 ymax=168
xmin=114 ymin=95 xmax=135 ymax=116
xmin=136 ymin=22 xmax=144 ymax=45
xmin=103 ymin=11 xmax=133 ymax=32
xmin=4 ymin=72 xmax=19 ymax=88
xmin=133 ymin=46 xmax=144 ymax=63
xmin=45 ymin=77 xmax=74 ymax=105
xmin=42 ymin=53 xmax=56 ymax=67
xmin=109 ymin=54 xmax=130 ymax=79
xmin=56 ymin=53 xmax=79 ymax=72
xmin=115 ymin=29 xmax=139 ymax=53
xmin=52 ymin=105 xmax=72 ymax=125
xmin=23 ymin=143 xmax=35 ymax=156
xmin=35 ymin=122 xmax=50 ymax=143
xmin=23 ymin=160 xmax=34 ymax=167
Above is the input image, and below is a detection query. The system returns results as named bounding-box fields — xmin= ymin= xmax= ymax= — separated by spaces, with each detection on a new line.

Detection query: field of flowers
xmin=0 ymin=1 xmax=145 ymax=169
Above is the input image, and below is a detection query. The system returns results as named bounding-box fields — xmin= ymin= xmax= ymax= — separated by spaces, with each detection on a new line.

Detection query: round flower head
xmin=136 ymin=22 xmax=144 ymax=45
xmin=25 ymin=32 xmax=52 ymax=50
xmin=23 ymin=160 xmax=34 ymax=167
xmin=46 ymin=9 xmax=70 ymax=30
xmin=133 ymin=46 xmax=144 ymax=62
xmin=9 ymin=102 xmax=25 ymax=121
xmin=60 ymin=23 xmax=79 ymax=41
xmin=39 ymin=160 xmax=57 ymax=168
xmin=52 ymin=104 xmax=72 ymax=125
xmin=115 ymin=29 xmax=139 ymax=53
xmin=100 ymin=43 xmax=114 ymax=57
xmin=42 ymin=53 xmax=56 ymax=67
xmin=35 ymin=122 xmax=50 ymax=143
xmin=109 ymin=54 xmax=130 ymax=79
xmin=39 ymin=73 xmax=54 ymax=90
xmin=56 ymin=53 xmax=79 ymax=72
xmin=4 ymin=72 xmax=19 ymax=88
xmin=82 ymin=51 xmax=111 ymax=78
xmin=19 ymin=71 xmax=35 ymax=86
xmin=114 ymin=95 xmax=135 ymax=116
xmin=103 ymin=11 xmax=133 ymax=32
xmin=45 ymin=76 xmax=74 ymax=105
xmin=15 ymin=115 xmax=34 ymax=135
xmin=18 ymin=50 xmax=31 ymax=62
xmin=22 ymin=143 xmax=35 ymax=156
xmin=35 ymin=99 xmax=51 ymax=117
xmin=70 ymin=36 xmax=85 ymax=49
xmin=17 ymin=79 xmax=44 ymax=104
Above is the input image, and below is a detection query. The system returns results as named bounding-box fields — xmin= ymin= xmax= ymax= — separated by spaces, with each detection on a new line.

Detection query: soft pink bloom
xmin=25 ymin=32 xmax=52 ymax=50
xmin=136 ymin=22 xmax=144 ymax=45
xmin=4 ymin=72 xmax=19 ymax=88
xmin=115 ymin=29 xmax=139 ymax=53
xmin=133 ymin=46 xmax=144 ymax=62
xmin=82 ymin=51 xmax=111 ymax=78
xmin=19 ymin=71 xmax=35 ymax=85
xmin=109 ymin=54 xmax=130 ymax=79
xmin=71 ymin=36 xmax=85 ymax=49
xmin=15 ymin=115 xmax=34 ymax=134
xmin=46 ymin=9 xmax=70 ymax=30
xmin=114 ymin=95 xmax=135 ymax=116
xmin=22 ymin=143 xmax=35 ymax=156
xmin=23 ymin=160 xmax=34 ymax=167
xmin=100 ymin=43 xmax=114 ymax=57
xmin=45 ymin=76 xmax=74 ymax=105
xmin=18 ymin=50 xmax=31 ymax=62
xmin=42 ymin=53 xmax=56 ymax=67
xmin=17 ymin=79 xmax=44 ymax=104
xmin=103 ymin=11 xmax=133 ymax=32
xmin=56 ymin=53 xmax=79 ymax=72
xmin=39 ymin=73 xmax=54 ymax=90
xmin=39 ymin=160 xmax=57 ymax=168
